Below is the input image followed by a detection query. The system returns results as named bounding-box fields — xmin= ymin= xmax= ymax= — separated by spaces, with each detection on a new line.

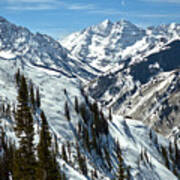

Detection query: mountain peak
xmin=101 ymin=19 xmax=112 ymax=26
xmin=0 ymin=16 xmax=8 ymax=23
xmin=116 ymin=19 xmax=137 ymax=27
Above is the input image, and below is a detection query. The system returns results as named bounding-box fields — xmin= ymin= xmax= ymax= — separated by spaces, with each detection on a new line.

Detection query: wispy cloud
xmin=66 ymin=4 xmax=96 ymax=10
xmin=137 ymin=13 xmax=180 ymax=18
xmin=88 ymin=9 xmax=123 ymax=15
xmin=7 ymin=0 xmax=57 ymax=3
xmin=7 ymin=4 xmax=57 ymax=11
xmin=140 ymin=0 xmax=180 ymax=4
xmin=3 ymin=0 xmax=96 ymax=11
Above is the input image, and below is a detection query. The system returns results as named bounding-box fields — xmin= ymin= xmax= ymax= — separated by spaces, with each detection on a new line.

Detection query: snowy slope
xmin=0 ymin=16 xmax=99 ymax=81
xmin=0 ymin=17 xmax=179 ymax=179
xmin=86 ymin=39 xmax=180 ymax=139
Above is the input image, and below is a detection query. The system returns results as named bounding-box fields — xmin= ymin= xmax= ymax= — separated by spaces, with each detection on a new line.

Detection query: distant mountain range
xmin=61 ymin=19 xmax=180 ymax=72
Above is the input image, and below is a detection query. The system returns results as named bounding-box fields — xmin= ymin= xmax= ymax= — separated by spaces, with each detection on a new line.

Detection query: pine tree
xmin=104 ymin=146 xmax=112 ymax=170
xmin=116 ymin=142 xmax=126 ymax=180
xmin=174 ymin=140 xmax=180 ymax=168
xmin=54 ymin=134 xmax=59 ymax=157
xmin=126 ymin=166 xmax=131 ymax=180
xmin=29 ymin=82 xmax=35 ymax=110
xmin=62 ymin=144 xmax=68 ymax=163
xmin=76 ymin=143 xmax=87 ymax=176
xmin=161 ymin=146 xmax=169 ymax=169
xmin=74 ymin=96 xmax=79 ymax=113
xmin=13 ymin=75 xmax=36 ymax=180
xmin=64 ymin=101 xmax=70 ymax=121
xmin=36 ymin=87 xmax=41 ymax=108
xmin=15 ymin=68 xmax=20 ymax=86
xmin=0 ymin=129 xmax=15 ymax=180
xmin=149 ymin=129 xmax=153 ymax=140
xmin=109 ymin=108 xmax=112 ymax=121
xmin=36 ymin=111 xmax=61 ymax=180
xmin=79 ymin=103 xmax=88 ymax=124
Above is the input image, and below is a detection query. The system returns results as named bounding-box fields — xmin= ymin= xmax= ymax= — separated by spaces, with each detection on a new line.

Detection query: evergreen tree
xmin=174 ymin=140 xmax=180 ymax=168
xmin=54 ymin=134 xmax=59 ymax=157
xmin=29 ymin=82 xmax=35 ymax=110
xmin=109 ymin=108 xmax=112 ymax=121
xmin=64 ymin=101 xmax=70 ymax=121
xmin=74 ymin=96 xmax=79 ymax=113
xmin=13 ymin=75 xmax=36 ymax=180
xmin=0 ymin=129 xmax=15 ymax=180
xmin=149 ymin=129 xmax=153 ymax=140
xmin=116 ymin=142 xmax=126 ymax=180
xmin=62 ymin=144 xmax=68 ymax=163
xmin=76 ymin=143 xmax=87 ymax=176
xmin=15 ymin=68 xmax=20 ymax=86
xmin=79 ymin=103 xmax=88 ymax=124
xmin=104 ymin=146 xmax=112 ymax=170
xmin=161 ymin=146 xmax=169 ymax=169
xmin=36 ymin=87 xmax=41 ymax=108
xmin=67 ymin=141 xmax=71 ymax=161
xmin=36 ymin=111 xmax=61 ymax=180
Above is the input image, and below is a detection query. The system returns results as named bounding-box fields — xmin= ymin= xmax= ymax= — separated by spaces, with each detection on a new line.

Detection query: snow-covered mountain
xmin=86 ymin=39 xmax=180 ymax=137
xmin=61 ymin=19 xmax=180 ymax=72
xmin=0 ymin=16 xmax=100 ymax=81
xmin=0 ymin=16 xmax=180 ymax=179
xmin=61 ymin=18 xmax=180 ymax=137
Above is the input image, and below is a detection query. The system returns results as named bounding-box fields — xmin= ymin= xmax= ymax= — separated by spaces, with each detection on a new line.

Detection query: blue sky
xmin=1 ymin=0 xmax=180 ymax=39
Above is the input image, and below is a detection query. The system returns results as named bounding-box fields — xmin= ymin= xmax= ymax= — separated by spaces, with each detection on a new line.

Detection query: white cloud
xmin=4 ymin=0 xmax=96 ymax=11
xmin=67 ymin=4 xmax=96 ymax=10
xmin=136 ymin=13 xmax=180 ymax=18
xmin=6 ymin=4 xmax=57 ymax=11
xmin=89 ymin=9 xmax=123 ymax=15
xmin=141 ymin=0 xmax=180 ymax=4
xmin=7 ymin=0 xmax=57 ymax=3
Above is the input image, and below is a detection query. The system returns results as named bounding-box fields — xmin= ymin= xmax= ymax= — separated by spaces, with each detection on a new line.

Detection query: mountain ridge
xmin=60 ymin=19 xmax=180 ymax=72
xmin=0 ymin=16 xmax=179 ymax=179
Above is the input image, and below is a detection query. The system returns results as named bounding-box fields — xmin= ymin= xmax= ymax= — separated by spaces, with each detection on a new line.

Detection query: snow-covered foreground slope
xmin=61 ymin=19 xmax=180 ymax=72
xmin=0 ymin=17 xmax=180 ymax=179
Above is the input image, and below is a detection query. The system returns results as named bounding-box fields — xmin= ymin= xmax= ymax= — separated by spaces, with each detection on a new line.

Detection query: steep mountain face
xmin=86 ymin=40 xmax=180 ymax=137
xmin=0 ymin=16 xmax=98 ymax=80
xmin=0 ymin=16 xmax=180 ymax=179
xmin=61 ymin=19 xmax=146 ymax=71
xmin=61 ymin=20 xmax=180 ymax=72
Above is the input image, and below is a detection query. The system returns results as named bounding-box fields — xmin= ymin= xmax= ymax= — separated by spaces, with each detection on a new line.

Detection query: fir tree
xmin=36 ymin=111 xmax=61 ymax=179
xmin=67 ymin=141 xmax=71 ymax=161
xmin=161 ymin=146 xmax=169 ymax=169
xmin=0 ymin=129 xmax=15 ymax=180
xmin=104 ymin=146 xmax=112 ymax=170
xmin=174 ymin=140 xmax=180 ymax=168
xmin=74 ymin=96 xmax=79 ymax=113
xmin=76 ymin=143 xmax=87 ymax=176
xmin=64 ymin=102 xmax=70 ymax=121
xmin=29 ymin=82 xmax=35 ymax=110
xmin=54 ymin=134 xmax=59 ymax=157
xmin=109 ymin=108 xmax=112 ymax=121
xmin=13 ymin=75 xmax=36 ymax=180
xmin=15 ymin=68 xmax=20 ymax=86
xmin=62 ymin=144 xmax=68 ymax=163
xmin=116 ymin=142 xmax=126 ymax=180
xmin=36 ymin=87 xmax=41 ymax=108
xmin=79 ymin=103 xmax=88 ymax=124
